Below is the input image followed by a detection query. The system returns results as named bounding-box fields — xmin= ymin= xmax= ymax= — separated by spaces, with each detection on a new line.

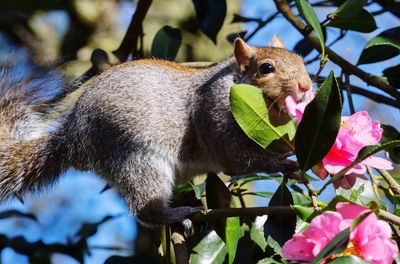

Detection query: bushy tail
xmin=0 ymin=64 xmax=73 ymax=200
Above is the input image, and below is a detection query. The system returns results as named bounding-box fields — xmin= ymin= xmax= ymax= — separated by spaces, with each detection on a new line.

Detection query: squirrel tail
xmin=0 ymin=63 xmax=72 ymax=200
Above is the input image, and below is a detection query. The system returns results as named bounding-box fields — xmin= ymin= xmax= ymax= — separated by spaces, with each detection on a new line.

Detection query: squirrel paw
xmin=274 ymin=152 xmax=299 ymax=172
xmin=168 ymin=206 xmax=202 ymax=236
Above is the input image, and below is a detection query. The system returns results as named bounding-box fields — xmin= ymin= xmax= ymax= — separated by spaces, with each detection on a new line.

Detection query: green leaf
xmin=250 ymin=216 xmax=268 ymax=251
xmin=327 ymin=9 xmax=377 ymax=33
xmin=295 ymin=71 xmax=342 ymax=172
xmin=291 ymin=192 xmax=312 ymax=206
xmin=206 ymin=173 xmax=231 ymax=241
xmin=242 ymin=191 xmax=274 ymax=198
xmin=151 ymin=26 xmax=182 ymax=60
xmin=205 ymin=173 xmax=243 ymax=264
xmin=328 ymin=256 xmax=371 ymax=264
xmin=266 ymin=236 xmax=282 ymax=255
xmin=330 ymin=0 xmax=367 ymax=19
xmin=330 ymin=140 xmax=400 ymax=183
xmin=257 ymin=257 xmax=282 ymax=264
xmin=192 ymin=0 xmax=226 ymax=43
xmin=190 ymin=231 xmax=227 ymax=264
xmin=358 ymin=27 xmax=400 ymax=65
xmin=264 ymin=184 xmax=296 ymax=247
xmin=230 ymin=174 xmax=277 ymax=186
xmin=225 ymin=216 xmax=244 ymax=264
xmin=291 ymin=205 xmax=314 ymax=221
xmin=381 ymin=124 xmax=400 ymax=163
xmin=295 ymin=0 xmax=325 ymax=57
xmin=173 ymin=182 xmax=205 ymax=199
xmin=230 ymin=84 xmax=296 ymax=150
xmin=383 ymin=65 xmax=400 ymax=88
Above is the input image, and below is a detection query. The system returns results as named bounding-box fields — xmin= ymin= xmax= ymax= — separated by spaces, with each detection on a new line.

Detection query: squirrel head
xmin=234 ymin=36 xmax=312 ymax=114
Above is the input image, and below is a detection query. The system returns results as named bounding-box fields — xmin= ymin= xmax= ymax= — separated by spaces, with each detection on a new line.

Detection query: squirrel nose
xmin=298 ymin=80 xmax=312 ymax=92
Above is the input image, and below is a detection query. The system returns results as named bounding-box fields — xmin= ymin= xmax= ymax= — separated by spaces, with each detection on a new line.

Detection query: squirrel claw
xmin=274 ymin=152 xmax=299 ymax=172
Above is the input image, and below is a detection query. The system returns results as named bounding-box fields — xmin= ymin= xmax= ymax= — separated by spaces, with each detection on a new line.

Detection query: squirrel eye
xmin=259 ymin=63 xmax=275 ymax=75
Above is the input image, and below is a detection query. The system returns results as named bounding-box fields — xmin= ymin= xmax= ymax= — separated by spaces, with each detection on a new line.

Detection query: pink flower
xmin=285 ymin=89 xmax=315 ymax=121
xmin=285 ymin=93 xmax=393 ymax=189
xmin=319 ymin=111 xmax=393 ymax=189
xmin=282 ymin=203 xmax=398 ymax=263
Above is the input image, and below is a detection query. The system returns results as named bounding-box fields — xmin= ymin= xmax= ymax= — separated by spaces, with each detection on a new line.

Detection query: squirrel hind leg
xmin=117 ymin=156 xmax=202 ymax=228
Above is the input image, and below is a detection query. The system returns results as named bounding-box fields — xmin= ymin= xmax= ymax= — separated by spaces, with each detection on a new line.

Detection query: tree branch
xmin=112 ymin=0 xmax=152 ymax=62
xmin=191 ymin=206 xmax=294 ymax=223
xmin=378 ymin=169 xmax=400 ymax=196
xmin=273 ymin=0 xmax=400 ymax=101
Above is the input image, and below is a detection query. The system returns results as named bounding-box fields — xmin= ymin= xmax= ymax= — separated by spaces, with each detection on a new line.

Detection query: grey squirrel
xmin=0 ymin=37 xmax=312 ymax=226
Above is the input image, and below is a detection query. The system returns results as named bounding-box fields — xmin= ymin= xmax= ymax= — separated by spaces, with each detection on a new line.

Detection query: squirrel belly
xmin=0 ymin=38 xmax=311 ymax=225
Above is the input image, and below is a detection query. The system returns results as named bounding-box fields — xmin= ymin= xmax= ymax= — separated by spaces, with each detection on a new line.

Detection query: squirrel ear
xmin=234 ymin=38 xmax=255 ymax=72
xmin=270 ymin=35 xmax=285 ymax=48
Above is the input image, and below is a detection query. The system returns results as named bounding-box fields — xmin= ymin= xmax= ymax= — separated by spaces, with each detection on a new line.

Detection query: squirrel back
xmin=0 ymin=38 xmax=312 ymax=225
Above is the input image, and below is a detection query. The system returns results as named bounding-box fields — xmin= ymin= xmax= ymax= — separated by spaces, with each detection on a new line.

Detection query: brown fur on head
xmin=233 ymin=36 xmax=312 ymax=113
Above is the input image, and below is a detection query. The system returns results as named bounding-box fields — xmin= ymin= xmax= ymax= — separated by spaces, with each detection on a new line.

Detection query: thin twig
xmin=304 ymin=181 xmax=320 ymax=211
xmin=112 ymin=0 xmax=152 ymax=62
xmin=190 ymin=206 xmax=294 ymax=223
xmin=273 ymin=0 xmax=400 ymax=101
xmin=379 ymin=209 xmax=400 ymax=226
xmin=244 ymin=12 xmax=279 ymax=42
xmin=366 ymin=166 xmax=380 ymax=199
xmin=378 ymin=169 xmax=400 ymax=196
xmin=344 ymin=73 xmax=356 ymax=114
xmin=312 ymin=75 xmax=400 ymax=108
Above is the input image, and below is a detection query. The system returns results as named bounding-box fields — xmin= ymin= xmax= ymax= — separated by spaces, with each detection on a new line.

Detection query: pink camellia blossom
xmin=285 ymin=89 xmax=315 ymax=121
xmin=285 ymin=93 xmax=393 ymax=189
xmin=282 ymin=202 xmax=398 ymax=263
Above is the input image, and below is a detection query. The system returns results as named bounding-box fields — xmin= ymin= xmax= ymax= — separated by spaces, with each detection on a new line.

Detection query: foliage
xmin=0 ymin=0 xmax=399 ymax=263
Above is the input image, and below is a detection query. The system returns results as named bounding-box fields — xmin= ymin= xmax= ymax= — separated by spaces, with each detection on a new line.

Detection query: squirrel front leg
xmin=116 ymin=154 xmax=201 ymax=226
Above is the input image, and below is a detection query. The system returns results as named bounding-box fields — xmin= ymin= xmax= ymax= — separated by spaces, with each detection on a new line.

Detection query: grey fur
xmin=0 ymin=46 xmax=309 ymax=225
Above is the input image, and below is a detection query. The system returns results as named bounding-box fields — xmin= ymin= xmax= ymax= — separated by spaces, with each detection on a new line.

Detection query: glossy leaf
xmin=383 ymin=65 xmax=400 ymax=88
xmin=264 ymin=184 xmax=296 ymax=247
xmin=225 ymin=216 xmax=244 ymax=264
xmin=190 ymin=231 xmax=227 ymax=264
xmin=358 ymin=27 xmax=400 ymax=65
xmin=381 ymin=124 xmax=400 ymax=163
xmin=151 ymin=26 xmax=182 ymax=60
xmin=327 ymin=9 xmax=377 ymax=33
xmin=242 ymin=191 xmax=274 ymax=198
xmin=173 ymin=182 xmax=206 ymax=200
xmin=205 ymin=173 xmax=242 ymax=264
xmin=230 ymin=84 xmax=296 ymax=149
xmin=226 ymin=31 xmax=247 ymax=43
xmin=266 ymin=236 xmax=282 ymax=255
xmin=330 ymin=0 xmax=367 ymax=19
xmin=291 ymin=205 xmax=314 ymax=221
xmin=328 ymin=256 xmax=371 ymax=264
xmin=206 ymin=173 xmax=231 ymax=241
xmin=295 ymin=71 xmax=342 ymax=171
xmin=250 ymin=216 xmax=268 ymax=251
xmin=295 ymin=0 xmax=325 ymax=57
xmin=294 ymin=38 xmax=314 ymax=57
xmin=192 ymin=0 xmax=226 ymax=43
xmin=231 ymin=14 xmax=261 ymax=24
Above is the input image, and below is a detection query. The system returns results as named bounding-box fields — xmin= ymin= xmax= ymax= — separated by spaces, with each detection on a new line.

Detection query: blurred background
xmin=0 ymin=0 xmax=398 ymax=263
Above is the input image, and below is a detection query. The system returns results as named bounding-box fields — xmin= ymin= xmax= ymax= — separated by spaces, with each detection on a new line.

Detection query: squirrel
xmin=0 ymin=37 xmax=312 ymax=226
